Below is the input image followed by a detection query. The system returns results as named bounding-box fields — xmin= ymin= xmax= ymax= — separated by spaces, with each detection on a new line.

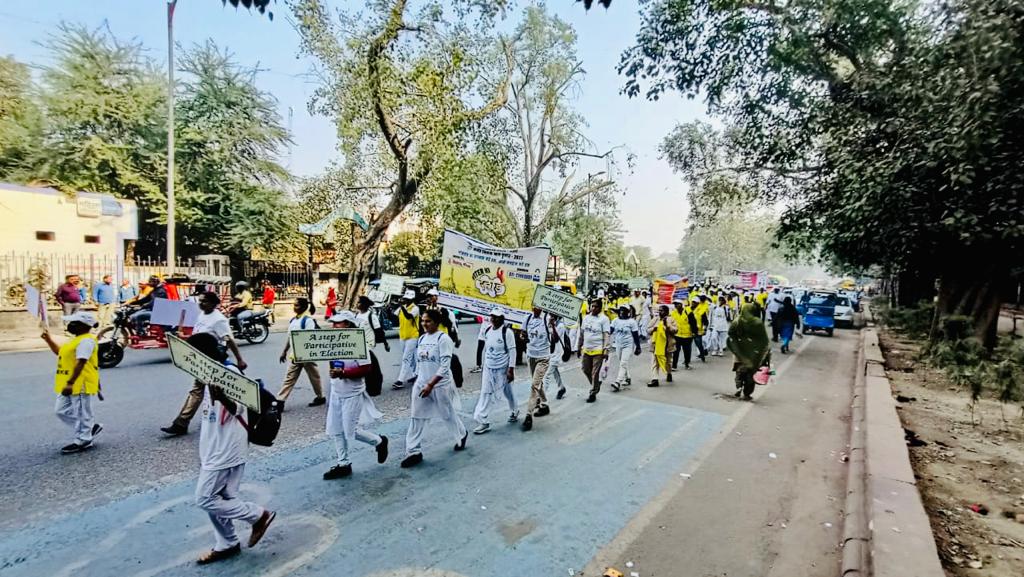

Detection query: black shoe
xmin=648 ymin=380 xmax=660 ymax=387
xmin=91 ymin=423 xmax=103 ymax=437
xmin=556 ymin=387 xmax=566 ymax=400
xmin=685 ymin=365 xmax=693 ymax=370
xmin=521 ymin=414 xmax=533 ymax=431
xmin=743 ymin=394 xmax=753 ymax=401
xmin=400 ymin=453 xmax=424 ymax=468
xmin=734 ymin=390 xmax=742 ymax=398
xmin=323 ymin=464 xmax=352 ymax=480
xmin=454 ymin=432 xmax=468 ymax=451
xmin=61 ymin=441 xmax=91 ymax=454
xmin=308 ymin=396 xmax=326 ymax=407
xmin=534 ymin=405 xmax=550 ymax=417
xmin=392 ymin=381 xmax=406 ymax=390
xmin=376 ymin=435 xmax=389 ymax=464
xmin=700 ymin=356 xmax=707 ymax=363
xmin=586 ymin=393 xmax=597 ymax=403
xmin=666 ymin=373 xmax=673 ymax=382
xmin=160 ymin=424 xmax=188 ymax=436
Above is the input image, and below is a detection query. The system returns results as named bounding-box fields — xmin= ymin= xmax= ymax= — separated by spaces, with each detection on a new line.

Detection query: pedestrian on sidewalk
xmin=161 ymin=292 xmax=248 ymax=436
xmin=610 ymin=305 xmax=642 ymax=392
xmin=647 ymin=305 xmax=677 ymax=387
xmin=707 ymin=295 xmax=732 ymax=356
xmin=401 ymin=309 xmax=469 ymax=467
xmin=92 ymin=275 xmax=116 ymax=328
xmin=544 ymin=314 xmax=569 ymax=400
xmin=777 ymin=296 xmax=801 ymax=354
xmin=472 ymin=309 xmax=517 ymax=434
xmin=323 ymin=311 xmax=388 ymax=479
xmin=259 ymin=280 xmax=276 ymax=324
xmin=670 ymin=299 xmax=698 ymax=370
xmin=275 ymin=298 xmax=326 ymax=407
xmin=186 ymin=333 xmax=275 ymax=565
xmin=766 ymin=287 xmax=784 ymax=342
xmin=394 ymin=290 xmax=420 ymax=390
xmin=577 ymin=298 xmax=611 ymax=403
xmin=118 ymin=278 xmax=137 ymax=304
xmin=55 ymin=275 xmax=82 ymax=319
xmin=728 ymin=304 xmax=771 ymax=401
xmin=521 ymin=307 xmax=552 ymax=432
xmin=41 ymin=311 xmax=103 ymax=454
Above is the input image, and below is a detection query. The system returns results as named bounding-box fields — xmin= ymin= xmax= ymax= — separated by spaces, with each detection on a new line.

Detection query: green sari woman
xmin=727 ymin=304 xmax=771 ymax=400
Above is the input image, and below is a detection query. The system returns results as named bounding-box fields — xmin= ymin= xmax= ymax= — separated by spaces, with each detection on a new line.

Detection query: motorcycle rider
xmin=226 ymin=281 xmax=254 ymax=327
xmin=129 ymin=276 xmax=169 ymax=335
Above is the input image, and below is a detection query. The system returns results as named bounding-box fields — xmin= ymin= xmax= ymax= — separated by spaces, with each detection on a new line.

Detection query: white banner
xmin=168 ymin=335 xmax=261 ymax=411
xmin=151 ymin=297 xmax=200 ymax=327
xmin=377 ymin=274 xmax=407 ymax=296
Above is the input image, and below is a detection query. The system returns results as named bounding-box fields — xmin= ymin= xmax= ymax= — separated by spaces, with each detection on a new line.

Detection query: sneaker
xmin=624 ymin=378 xmax=632 ymax=387
xmin=400 ymin=453 xmax=424 ymax=468
xmin=610 ymin=382 xmax=621 ymax=392
xmin=376 ymin=435 xmax=389 ymax=464
xmin=60 ymin=441 xmax=91 ymax=454
xmin=248 ymin=510 xmax=276 ymax=547
xmin=534 ymin=405 xmax=551 ymax=417
xmin=586 ymin=393 xmax=597 ymax=403
xmin=470 ymin=366 xmax=483 ymax=374
xmin=556 ymin=387 xmax=567 ymax=400
xmin=197 ymin=543 xmax=241 ymax=565
xmin=473 ymin=423 xmax=491 ymax=435
xmin=521 ymin=414 xmax=533 ymax=432
xmin=323 ymin=464 xmax=352 ymax=480
xmin=392 ymin=381 xmax=406 ymax=390
xmin=454 ymin=432 xmax=468 ymax=451
xmin=648 ymin=380 xmax=660 ymax=387
xmin=308 ymin=396 xmax=326 ymax=407
xmin=91 ymin=423 xmax=104 ymax=437
xmin=160 ymin=424 xmax=188 ymax=436
xmin=507 ymin=411 xmax=519 ymax=423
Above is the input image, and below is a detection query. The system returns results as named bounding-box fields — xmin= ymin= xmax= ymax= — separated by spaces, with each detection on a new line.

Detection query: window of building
xmin=84 ymin=235 xmax=101 ymax=244
xmin=35 ymin=231 xmax=55 ymax=241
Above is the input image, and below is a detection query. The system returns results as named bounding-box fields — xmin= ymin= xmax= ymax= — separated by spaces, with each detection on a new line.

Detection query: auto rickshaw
xmin=801 ymin=290 xmax=837 ymax=336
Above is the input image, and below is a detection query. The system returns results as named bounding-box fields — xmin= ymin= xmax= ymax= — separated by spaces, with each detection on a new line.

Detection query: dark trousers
xmin=735 ymin=368 xmax=756 ymax=398
xmin=672 ymin=336 xmax=693 ymax=368
xmin=769 ymin=313 xmax=781 ymax=341
xmin=476 ymin=340 xmax=484 ymax=367
xmin=695 ymin=334 xmax=707 ymax=359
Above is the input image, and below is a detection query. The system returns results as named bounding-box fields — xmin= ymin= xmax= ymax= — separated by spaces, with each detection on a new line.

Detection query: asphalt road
xmin=0 ymin=320 xmax=859 ymax=577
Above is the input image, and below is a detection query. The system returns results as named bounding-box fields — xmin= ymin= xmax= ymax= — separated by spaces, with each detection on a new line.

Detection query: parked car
xmin=834 ymin=295 xmax=855 ymax=328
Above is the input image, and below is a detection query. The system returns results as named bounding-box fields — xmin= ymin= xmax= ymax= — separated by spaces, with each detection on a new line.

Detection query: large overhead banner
xmin=438 ymin=229 xmax=551 ymax=325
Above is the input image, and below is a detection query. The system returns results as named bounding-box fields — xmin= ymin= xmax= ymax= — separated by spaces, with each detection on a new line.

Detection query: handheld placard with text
xmin=167 ymin=335 xmax=261 ymax=411
xmin=531 ymin=283 xmax=585 ymax=320
xmin=289 ymin=329 xmax=368 ymax=363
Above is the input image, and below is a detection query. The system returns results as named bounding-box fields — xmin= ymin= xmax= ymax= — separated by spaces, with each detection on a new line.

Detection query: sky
xmin=0 ymin=0 xmax=706 ymax=254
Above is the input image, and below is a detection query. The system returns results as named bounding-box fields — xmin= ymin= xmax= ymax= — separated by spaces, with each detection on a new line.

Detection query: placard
xmin=168 ymin=335 xmax=261 ymax=411
xmin=377 ymin=274 xmax=407 ymax=296
xmin=532 ymin=283 xmax=584 ymax=320
xmin=366 ymin=289 xmax=387 ymax=303
xmin=25 ymin=284 xmax=48 ymax=324
xmin=151 ymin=297 xmax=200 ymax=327
xmin=289 ymin=329 xmax=368 ymax=362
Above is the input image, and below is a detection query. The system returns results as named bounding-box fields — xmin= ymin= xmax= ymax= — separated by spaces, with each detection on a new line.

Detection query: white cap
xmin=489 ymin=307 xmax=505 ymax=317
xmin=329 ymin=310 xmax=358 ymax=324
xmin=402 ymin=289 xmax=416 ymax=300
xmin=596 ymin=289 xmax=606 ymax=298
xmin=427 ymin=288 xmax=439 ymax=296
xmin=63 ymin=311 xmax=97 ymax=326
xmin=672 ymin=298 xmax=683 ymax=304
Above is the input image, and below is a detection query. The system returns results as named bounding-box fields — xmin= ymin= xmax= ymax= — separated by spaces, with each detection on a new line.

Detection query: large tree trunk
xmin=896 ymin=269 xmax=935 ymax=307
xmin=930 ymin=272 xmax=1006 ymax=351
xmin=340 ymin=234 xmax=380 ymax=309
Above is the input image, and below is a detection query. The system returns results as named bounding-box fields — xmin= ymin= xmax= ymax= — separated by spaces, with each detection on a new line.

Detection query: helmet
xmin=235 ymin=281 xmax=249 ymax=289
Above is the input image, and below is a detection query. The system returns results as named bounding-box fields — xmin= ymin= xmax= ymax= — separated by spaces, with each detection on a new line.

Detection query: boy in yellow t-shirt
xmin=41 ymin=311 xmax=103 ymax=454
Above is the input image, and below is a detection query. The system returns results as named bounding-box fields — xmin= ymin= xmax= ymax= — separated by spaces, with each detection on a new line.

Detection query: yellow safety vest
xmin=54 ymin=333 xmax=100 ymax=395
xmin=671 ymin=308 xmax=694 ymax=338
xmin=695 ymin=302 xmax=709 ymax=334
xmin=398 ymin=305 xmax=420 ymax=340
xmin=651 ymin=319 xmax=670 ymax=355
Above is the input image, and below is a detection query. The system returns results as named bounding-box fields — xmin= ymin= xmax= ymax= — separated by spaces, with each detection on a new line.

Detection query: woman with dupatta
xmin=728 ymin=304 xmax=771 ymax=400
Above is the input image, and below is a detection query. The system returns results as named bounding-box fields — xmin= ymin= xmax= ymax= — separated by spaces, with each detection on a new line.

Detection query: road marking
xmin=559 ymin=408 xmax=648 ymax=446
xmin=634 ymin=419 xmax=700 ymax=470
xmin=583 ymin=335 xmax=814 ymax=575
xmin=260 ymin=513 xmax=341 ymax=577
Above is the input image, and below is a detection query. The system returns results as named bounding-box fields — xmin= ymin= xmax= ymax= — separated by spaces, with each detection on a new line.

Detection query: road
xmin=0 ymin=321 xmax=858 ymax=577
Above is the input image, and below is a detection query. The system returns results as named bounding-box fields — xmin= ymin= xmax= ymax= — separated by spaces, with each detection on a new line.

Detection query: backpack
xmin=561 ymin=330 xmax=573 ymax=363
xmin=365 ymin=350 xmax=383 ymax=397
xmin=299 ymin=316 xmax=319 ymax=330
xmin=243 ymin=381 xmax=282 ymax=447
xmin=484 ymin=324 xmax=511 ymax=349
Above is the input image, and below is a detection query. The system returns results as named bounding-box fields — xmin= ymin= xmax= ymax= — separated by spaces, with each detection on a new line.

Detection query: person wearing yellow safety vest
xmin=394 ymin=289 xmax=421 ymax=390
xmin=694 ymin=295 xmax=711 ymax=362
xmin=755 ymin=288 xmax=769 ymax=322
xmin=670 ymin=299 xmax=699 ymax=370
xmin=646 ymin=304 xmax=677 ymax=387
xmin=41 ymin=311 xmax=103 ymax=454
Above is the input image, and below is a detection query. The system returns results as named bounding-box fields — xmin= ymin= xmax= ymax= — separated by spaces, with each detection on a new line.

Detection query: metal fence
xmin=241 ymin=260 xmax=310 ymax=299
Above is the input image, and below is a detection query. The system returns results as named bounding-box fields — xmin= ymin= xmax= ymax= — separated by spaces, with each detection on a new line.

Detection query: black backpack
xmin=366 ymin=350 xmax=383 ymax=397
xmin=244 ymin=382 xmax=282 ymax=447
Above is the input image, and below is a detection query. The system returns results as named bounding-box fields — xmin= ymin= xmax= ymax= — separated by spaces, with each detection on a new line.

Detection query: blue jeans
xmin=130 ymin=309 xmax=151 ymax=334
xmin=780 ymin=322 xmax=795 ymax=347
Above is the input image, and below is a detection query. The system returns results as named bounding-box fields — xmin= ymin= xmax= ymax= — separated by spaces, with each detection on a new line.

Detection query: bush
xmin=877 ymin=300 xmax=935 ymax=339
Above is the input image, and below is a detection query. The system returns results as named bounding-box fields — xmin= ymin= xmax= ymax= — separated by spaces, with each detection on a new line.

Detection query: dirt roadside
xmin=878 ymin=329 xmax=1024 ymax=576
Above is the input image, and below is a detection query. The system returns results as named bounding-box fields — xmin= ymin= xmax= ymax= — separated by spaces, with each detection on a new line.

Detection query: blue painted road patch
xmin=0 ymin=381 xmax=724 ymax=577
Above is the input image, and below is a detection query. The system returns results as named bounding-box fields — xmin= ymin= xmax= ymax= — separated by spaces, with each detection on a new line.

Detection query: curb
xmin=841 ymin=304 xmax=944 ymax=577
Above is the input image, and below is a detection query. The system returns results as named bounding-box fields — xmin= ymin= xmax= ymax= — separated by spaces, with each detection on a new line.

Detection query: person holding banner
xmin=401 ymin=309 xmax=469 ymax=467
xmin=473 ymin=309 xmax=518 ymax=434
xmin=276 ymin=298 xmax=326 ymax=407
xmin=647 ymin=305 xmax=678 ymax=387
xmin=394 ymin=290 xmax=420 ymax=390
xmin=577 ymin=298 xmax=612 ymax=403
xmin=323 ymin=311 xmax=388 ymax=480
xmin=610 ymin=305 xmax=642 ymax=392
xmin=521 ymin=307 xmax=552 ymax=432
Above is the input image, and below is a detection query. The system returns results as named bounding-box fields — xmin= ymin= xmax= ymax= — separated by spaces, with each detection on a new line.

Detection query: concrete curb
xmin=842 ymin=304 xmax=944 ymax=577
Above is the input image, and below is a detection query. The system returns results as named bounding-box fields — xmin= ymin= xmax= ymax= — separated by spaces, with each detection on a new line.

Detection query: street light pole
xmin=166 ymin=0 xmax=177 ymax=276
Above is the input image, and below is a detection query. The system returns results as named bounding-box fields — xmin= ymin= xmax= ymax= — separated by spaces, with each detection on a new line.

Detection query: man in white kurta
xmin=323 ymin=312 xmax=387 ymax=480
xmin=472 ymin=309 xmax=517 ymax=434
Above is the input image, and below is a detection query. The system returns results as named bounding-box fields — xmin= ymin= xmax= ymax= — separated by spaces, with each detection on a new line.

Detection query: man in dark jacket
xmin=129 ymin=276 xmax=169 ymax=334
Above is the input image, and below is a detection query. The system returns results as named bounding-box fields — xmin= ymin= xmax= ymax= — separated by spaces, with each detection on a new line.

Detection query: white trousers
xmin=398 ymin=338 xmax=418 ymax=382
xmin=709 ymin=329 xmax=728 ymax=354
xmin=195 ymin=464 xmax=264 ymax=551
xmin=327 ymin=394 xmax=382 ymax=467
xmin=55 ymin=393 xmax=94 ymax=444
xmin=543 ymin=357 xmax=564 ymax=390
xmin=614 ymin=346 xmax=632 ymax=384
xmin=473 ymin=367 xmax=516 ymax=424
xmin=406 ymin=388 xmax=467 ymax=456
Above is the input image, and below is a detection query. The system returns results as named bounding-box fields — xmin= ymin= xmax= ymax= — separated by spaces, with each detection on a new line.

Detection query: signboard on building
xmin=76 ymin=196 xmax=102 ymax=218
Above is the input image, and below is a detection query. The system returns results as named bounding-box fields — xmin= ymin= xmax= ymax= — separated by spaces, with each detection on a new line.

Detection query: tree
xmin=548 ymin=183 xmax=626 ymax=286
xmin=624 ymin=0 xmax=1024 ymax=349
xmin=0 ymin=57 xmax=42 ymax=179
xmin=292 ymin=0 xmax=513 ymax=307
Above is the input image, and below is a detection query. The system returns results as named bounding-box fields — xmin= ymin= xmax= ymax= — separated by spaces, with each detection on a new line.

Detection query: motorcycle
xmin=229 ymin=310 xmax=271 ymax=344
xmin=96 ymin=305 xmax=191 ymax=369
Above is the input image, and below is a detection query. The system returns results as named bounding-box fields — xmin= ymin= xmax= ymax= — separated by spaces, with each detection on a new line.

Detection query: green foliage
xmin=548 ymin=184 xmax=625 ymax=282
xmin=675 ymin=205 xmax=785 ymax=277
xmin=0 ymin=57 xmax=43 ymax=178
xmin=382 ymin=230 xmax=437 ymax=275
xmin=877 ymin=301 xmax=936 ymax=340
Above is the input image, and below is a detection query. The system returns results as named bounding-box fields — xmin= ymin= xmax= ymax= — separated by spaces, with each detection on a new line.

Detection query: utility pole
xmin=166 ymin=0 xmax=177 ymax=276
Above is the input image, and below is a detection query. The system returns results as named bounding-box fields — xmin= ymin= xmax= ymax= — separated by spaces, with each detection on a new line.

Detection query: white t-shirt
xmin=198 ymin=364 xmax=248 ymax=471
xmin=477 ymin=321 xmax=489 ymax=341
xmin=329 ymin=358 xmax=372 ymax=398
xmin=580 ymin=313 xmax=611 ymax=354
xmin=483 ymin=323 xmax=515 ymax=369
xmin=610 ymin=317 xmax=638 ymax=350
xmin=288 ymin=314 xmax=318 ymax=332
xmin=549 ymin=322 xmax=567 ymax=361
xmin=767 ymin=293 xmax=784 ymax=314
xmin=193 ymin=310 xmax=232 ymax=344
xmin=415 ymin=331 xmax=454 ymax=387
xmin=355 ymin=310 xmax=378 ymax=348
xmin=75 ymin=338 xmax=96 ymax=360
xmin=524 ymin=314 xmax=550 ymax=359
xmin=711 ymin=305 xmax=731 ymax=332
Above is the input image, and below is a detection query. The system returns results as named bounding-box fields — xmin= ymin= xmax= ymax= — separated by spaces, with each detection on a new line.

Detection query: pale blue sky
xmin=0 ymin=0 xmax=705 ymax=252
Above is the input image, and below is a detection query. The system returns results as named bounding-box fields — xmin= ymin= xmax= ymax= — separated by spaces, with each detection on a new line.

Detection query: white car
xmin=834 ymin=295 xmax=855 ymax=327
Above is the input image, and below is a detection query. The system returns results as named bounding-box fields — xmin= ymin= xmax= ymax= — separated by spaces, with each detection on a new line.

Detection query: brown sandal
xmin=248 ymin=510 xmax=276 ymax=547
xmin=197 ymin=543 xmax=240 ymax=564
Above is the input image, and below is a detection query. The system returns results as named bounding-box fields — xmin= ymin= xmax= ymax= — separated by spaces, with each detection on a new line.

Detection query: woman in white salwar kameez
xmin=400 ymin=309 xmax=469 ymax=468
xmin=323 ymin=312 xmax=388 ymax=480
